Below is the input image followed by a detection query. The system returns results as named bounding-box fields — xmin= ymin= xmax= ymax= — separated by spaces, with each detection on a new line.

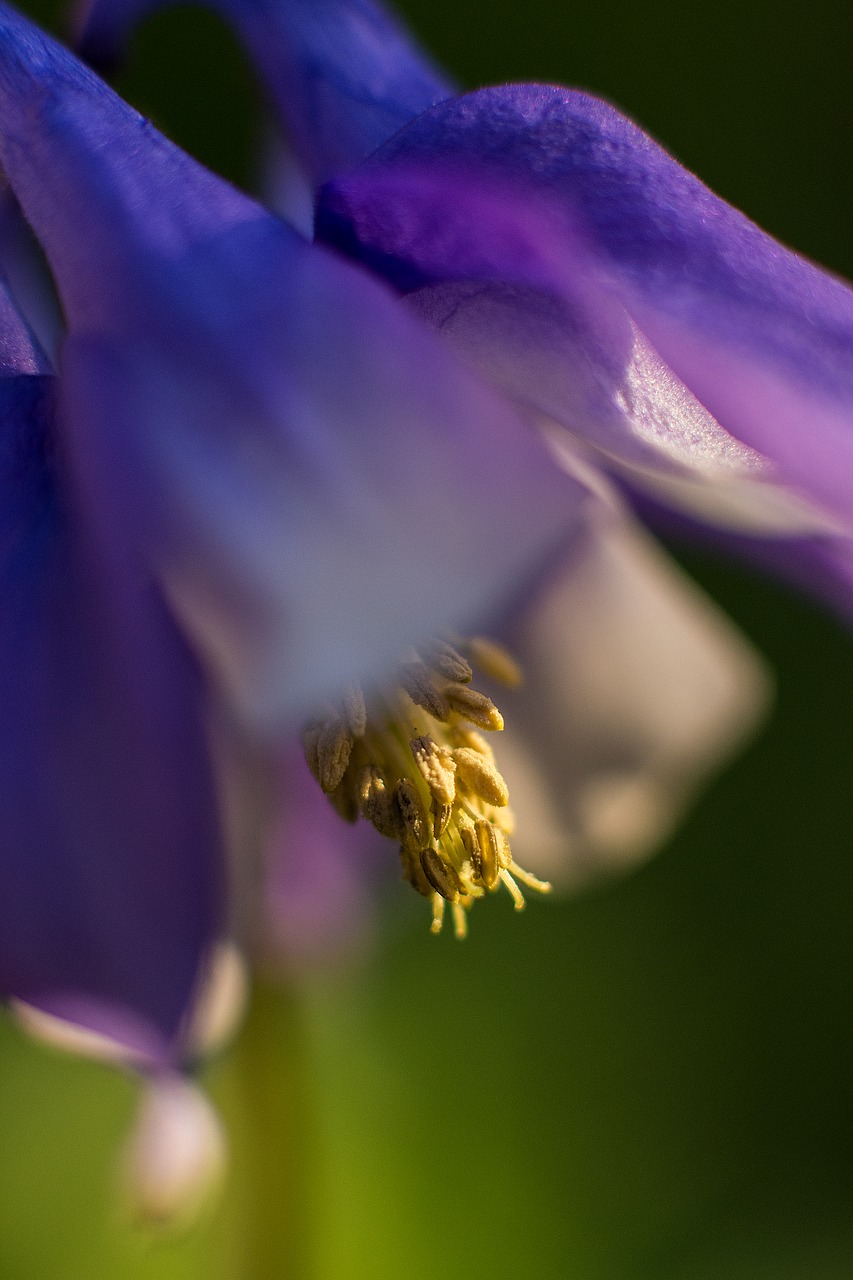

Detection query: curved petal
xmin=0 ymin=373 xmax=222 ymax=1061
xmin=0 ymin=6 xmax=263 ymax=332
xmin=488 ymin=513 xmax=771 ymax=884
xmin=317 ymin=85 xmax=853 ymax=531
xmin=0 ymin=7 xmax=587 ymax=728
xmin=75 ymin=0 xmax=453 ymax=186
xmin=318 ymin=164 xmax=840 ymax=539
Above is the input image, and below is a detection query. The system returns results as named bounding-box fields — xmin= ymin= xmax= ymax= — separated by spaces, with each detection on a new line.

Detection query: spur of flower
xmin=0 ymin=0 xmax=848 ymax=1111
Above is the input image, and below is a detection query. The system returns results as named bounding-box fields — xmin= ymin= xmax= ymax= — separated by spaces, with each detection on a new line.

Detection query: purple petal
xmin=318 ymin=84 xmax=853 ymax=530
xmin=0 ymin=373 xmax=222 ymax=1061
xmin=75 ymin=0 xmax=453 ymax=186
xmin=260 ymin=747 xmax=383 ymax=972
xmin=318 ymin=164 xmax=836 ymax=539
xmin=0 ymin=8 xmax=587 ymax=727
xmin=0 ymin=8 xmax=262 ymax=331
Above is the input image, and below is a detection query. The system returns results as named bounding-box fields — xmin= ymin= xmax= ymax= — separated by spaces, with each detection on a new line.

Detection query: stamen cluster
xmin=302 ymin=638 xmax=550 ymax=937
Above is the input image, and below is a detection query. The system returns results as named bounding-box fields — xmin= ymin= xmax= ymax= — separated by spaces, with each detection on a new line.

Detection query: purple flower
xmin=77 ymin=0 xmax=853 ymax=598
xmin=0 ymin=1 xmax=591 ymax=1055
xmin=78 ymin=0 xmax=853 ymax=914
xmin=0 ymin=0 xmax=841 ymax=1094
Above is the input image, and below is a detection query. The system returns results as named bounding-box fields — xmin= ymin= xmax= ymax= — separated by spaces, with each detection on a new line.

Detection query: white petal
xmin=493 ymin=512 xmax=771 ymax=884
xmin=120 ymin=1076 xmax=226 ymax=1228
xmin=185 ymin=941 xmax=249 ymax=1061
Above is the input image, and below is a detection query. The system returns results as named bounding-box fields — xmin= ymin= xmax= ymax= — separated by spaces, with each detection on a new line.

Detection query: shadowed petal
xmin=0 ymin=369 xmax=222 ymax=1060
xmin=0 ymin=7 xmax=587 ymax=727
xmin=490 ymin=514 xmax=770 ymax=883
xmin=318 ymin=85 xmax=853 ymax=531
xmin=75 ymin=0 xmax=453 ymax=185
xmin=0 ymin=220 xmax=52 ymax=375
xmin=0 ymin=187 xmax=62 ymax=364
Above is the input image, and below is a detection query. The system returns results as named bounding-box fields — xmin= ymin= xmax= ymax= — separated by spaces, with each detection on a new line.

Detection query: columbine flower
xmin=0 ymin=0 xmax=842 ymax=1206
xmin=72 ymin=0 xmax=853 ymax=946
xmin=0 ymin=0 xmax=768 ymax=1028
xmin=0 ymin=0 xmax=576 ymax=1054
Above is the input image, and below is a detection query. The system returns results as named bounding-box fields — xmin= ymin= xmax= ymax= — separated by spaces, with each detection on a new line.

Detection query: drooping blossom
xmin=71 ymin=0 xmax=853 ymax=945
xmin=0 ymin=0 xmax=594 ymax=1049
xmin=0 ymin=0 xmax=838 ymax=1210
xmin=0 ymin=0 xmax=773 ymax=1047
xmin=0 ymin=0 xmax=844 ymax=1218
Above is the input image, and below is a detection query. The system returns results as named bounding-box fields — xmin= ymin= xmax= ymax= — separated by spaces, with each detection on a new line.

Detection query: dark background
xmin=2 ymin=0 xmax=853 ymax=1275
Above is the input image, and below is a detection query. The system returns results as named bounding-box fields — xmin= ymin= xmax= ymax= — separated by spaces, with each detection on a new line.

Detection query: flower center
xmin=302 ymin=637 xmax=550 ymax=938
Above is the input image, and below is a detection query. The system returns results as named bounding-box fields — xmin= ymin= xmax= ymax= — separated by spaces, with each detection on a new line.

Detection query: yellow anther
xmin=420 ymin=848 xmax=463 ymax=901
xmin=357 ymin=766 xmax=400 ymax=839
xmin=496 ymin=828 xmax=513 ymax=870
xmin=301 ymin=634 xmax=545 ymax=938
xmin=467 ymin=637 xmax=524 ymax=688
xmin=472 ymin=819 xmax=502 ymax=889
xmin=444 ymin=684 xmax=504 ymax=731
xmin=395 ymin=778 xmax=431 ymax=851
xmin=317 ymin=716 xmax=353 ymax=793
xmin=453 ymin=747 xmax=510 ymax=807
xmin=411 ymin=736 xmax=456 ymax=806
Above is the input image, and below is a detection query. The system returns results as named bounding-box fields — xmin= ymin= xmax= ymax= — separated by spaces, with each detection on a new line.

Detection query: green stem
xmin=230 ymin=979 xmax=318 ymax=1280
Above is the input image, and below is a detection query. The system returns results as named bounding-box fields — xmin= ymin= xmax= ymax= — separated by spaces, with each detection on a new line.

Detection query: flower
xmin=0 ymin=0 xmax=838 ymax=1101
xmin=0 ymin=0 xmax=590 ymax=1054
xmin=71 ymin=0 xmax=853 ymax=947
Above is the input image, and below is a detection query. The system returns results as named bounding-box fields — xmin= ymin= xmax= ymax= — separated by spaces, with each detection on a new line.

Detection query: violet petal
xmin=0 ymin=368 xmax=222 ymax=1060
xmin=0 ymin=7 xmax=588 ymax=726
xmin=319 ymin=84 xmax=853 ymax=529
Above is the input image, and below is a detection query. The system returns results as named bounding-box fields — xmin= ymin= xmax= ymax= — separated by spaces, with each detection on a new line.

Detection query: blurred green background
xmin=4 ymin=0 xmax=853 ymax=1275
